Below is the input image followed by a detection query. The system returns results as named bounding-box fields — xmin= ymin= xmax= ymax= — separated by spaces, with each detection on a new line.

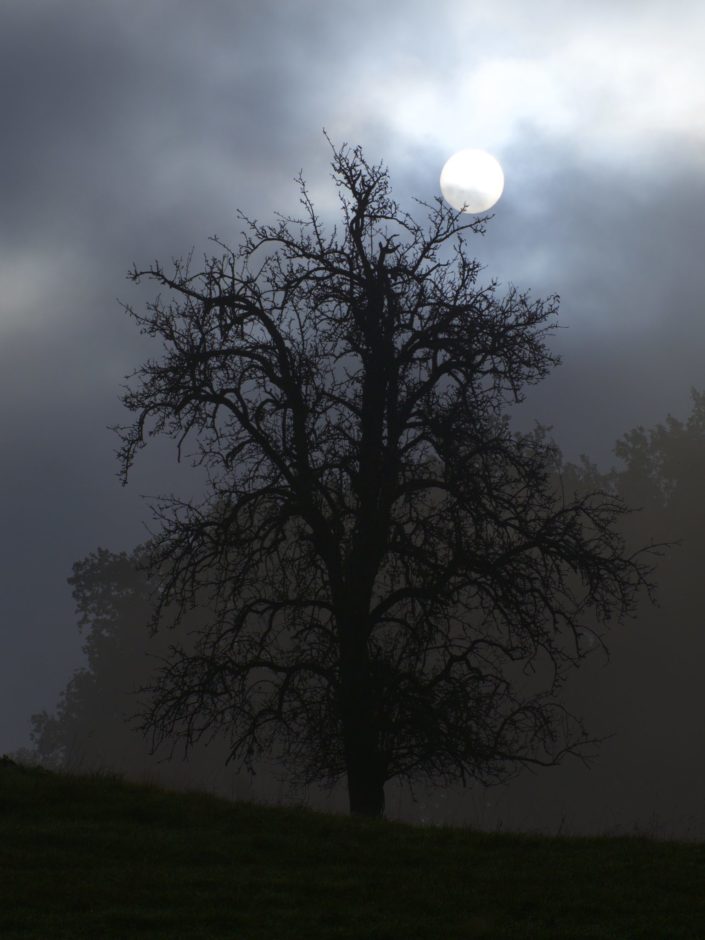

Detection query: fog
xmin=3 ymin=0 xmax=705 ymax=838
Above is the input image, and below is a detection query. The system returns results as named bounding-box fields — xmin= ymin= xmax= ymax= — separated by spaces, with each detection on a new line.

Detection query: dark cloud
xmin=2 ymin=0 xmax=704 ymax=835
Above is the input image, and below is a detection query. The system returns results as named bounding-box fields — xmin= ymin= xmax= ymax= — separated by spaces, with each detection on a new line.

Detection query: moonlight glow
xmin=440 ymin=149 xmax=504 ymax=213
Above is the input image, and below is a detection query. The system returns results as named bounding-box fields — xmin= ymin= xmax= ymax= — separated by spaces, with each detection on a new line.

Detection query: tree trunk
xmin=343 ymin=703 xmax=386 ymax=817
xmin=338 ymin=617 xmax=386 ymax=818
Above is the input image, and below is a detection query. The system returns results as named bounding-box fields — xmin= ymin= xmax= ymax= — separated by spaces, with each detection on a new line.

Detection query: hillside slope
xmin=1 ymin=761 xmax=704 ymax=938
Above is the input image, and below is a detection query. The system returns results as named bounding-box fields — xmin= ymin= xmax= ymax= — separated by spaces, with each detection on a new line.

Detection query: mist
xmin=3 ymin=0 xmax=705 ymax=839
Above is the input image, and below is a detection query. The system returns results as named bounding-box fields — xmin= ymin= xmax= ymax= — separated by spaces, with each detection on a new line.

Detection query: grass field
xmin=2 ymin=760 xmax=704 ymax=939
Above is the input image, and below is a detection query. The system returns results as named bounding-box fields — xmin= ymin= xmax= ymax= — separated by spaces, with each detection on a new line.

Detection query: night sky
xmin=3 ymin=1 xmax=705 ymax=831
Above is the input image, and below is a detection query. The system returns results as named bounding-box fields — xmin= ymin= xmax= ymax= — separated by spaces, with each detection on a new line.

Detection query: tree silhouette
xmin=29 ymin=547 xmax=158 ymax=773
xmin=115 ymin=141 xmax=655 ymax=817
xmin=29 ymin=546 xmax=241 ymax=792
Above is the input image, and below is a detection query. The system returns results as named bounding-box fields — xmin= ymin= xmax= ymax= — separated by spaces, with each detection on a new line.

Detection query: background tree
xmin=29 ymin=547 xmax=253 ymax=796
xmin=510 ymin=390 xmax=704 ymax=838
xmin=30 ymin=547 xmax=161 ymax=773
xmin=114 ymin=141 xmax=655 ymax=818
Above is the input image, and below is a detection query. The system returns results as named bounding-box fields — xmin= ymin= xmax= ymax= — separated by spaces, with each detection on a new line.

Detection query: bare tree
xmin=115 ymin=140 xmax=655 ymax=817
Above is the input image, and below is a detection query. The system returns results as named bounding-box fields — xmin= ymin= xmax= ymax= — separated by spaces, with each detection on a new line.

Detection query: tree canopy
xmin=114 ymin=141 xmax=656 ymax=817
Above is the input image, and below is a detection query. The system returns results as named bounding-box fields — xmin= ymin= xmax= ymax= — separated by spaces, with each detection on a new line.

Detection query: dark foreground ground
xmin=1 ymin=760 xmax=704 ymax=938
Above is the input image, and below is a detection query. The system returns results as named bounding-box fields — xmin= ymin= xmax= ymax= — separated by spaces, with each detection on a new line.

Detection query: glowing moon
xmin=440 ymin=149 xmax=504 ymax=213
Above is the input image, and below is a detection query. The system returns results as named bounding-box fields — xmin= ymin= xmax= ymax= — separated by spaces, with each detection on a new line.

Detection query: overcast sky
xmin=2 ymin=0 xmax=705 ymax=765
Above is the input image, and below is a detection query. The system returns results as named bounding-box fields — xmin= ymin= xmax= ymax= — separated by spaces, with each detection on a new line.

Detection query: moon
xmin=440 ymin=149 xmax=505 ymax=213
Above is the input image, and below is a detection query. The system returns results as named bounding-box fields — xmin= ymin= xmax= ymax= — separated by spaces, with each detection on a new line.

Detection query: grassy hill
xmin=2 ymin=760 xmax=704 ymax=939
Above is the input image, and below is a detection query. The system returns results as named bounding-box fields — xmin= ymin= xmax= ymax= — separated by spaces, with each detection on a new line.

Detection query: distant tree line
xmin=29 ymin=391 xmax=705 ymax=808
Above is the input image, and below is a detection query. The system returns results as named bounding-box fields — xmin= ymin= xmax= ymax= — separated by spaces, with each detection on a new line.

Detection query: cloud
xmin=352 ymin=4 xmax=705 ymax=175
